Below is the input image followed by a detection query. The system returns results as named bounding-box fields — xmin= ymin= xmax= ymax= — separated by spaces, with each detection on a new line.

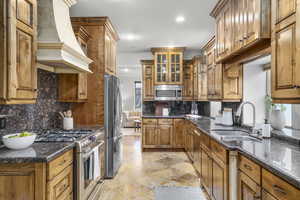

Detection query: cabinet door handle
xmin=273 ymin=185 xmax=287 ymax=195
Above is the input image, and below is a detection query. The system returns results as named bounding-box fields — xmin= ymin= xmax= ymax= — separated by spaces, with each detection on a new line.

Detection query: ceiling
xmin=70 ymin=0 xmax=218 ymax=53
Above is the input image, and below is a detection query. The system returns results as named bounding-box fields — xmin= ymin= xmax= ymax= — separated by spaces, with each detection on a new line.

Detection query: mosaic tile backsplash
xmin=0 ymin=69 xmax=71 ymax=134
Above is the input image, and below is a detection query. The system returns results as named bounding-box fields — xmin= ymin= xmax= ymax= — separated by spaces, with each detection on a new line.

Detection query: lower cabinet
xmin=239 ymin=171 xmax=261 ymax=200
xmin=193 ymin=129 xmax=201 ymax=175
xmin=173 ymin=119 xmax=185 ymax=148
xmin=201 ymin=148 xmax=213 ymax=195
xmin=212 ymin=156 xmax=228 ymax=200
xmin=142 ymin=118 xmax=174 ymax=149
xmin=158 ymin=125 xmax=173 ymax=148
xmin=185 ymin=128 xmax=194 ymax=161
xmin=0 ymin=149 xmax=74 ymax=200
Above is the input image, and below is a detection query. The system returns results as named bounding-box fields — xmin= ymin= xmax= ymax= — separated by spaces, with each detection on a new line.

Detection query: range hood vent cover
xmin=37 ymin=0 xmax=92 ymax=73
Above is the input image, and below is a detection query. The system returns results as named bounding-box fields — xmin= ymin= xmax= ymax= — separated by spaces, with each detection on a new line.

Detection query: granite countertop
xmin=0 ymin=142 xmax=75 ymax=163
xmin=0 ymin=126 xmax=104 ymax=164
xmin=186 ymin=117 xmax=300 ymax=190
xmin=142 ymin=115 xmax=186 ymax=119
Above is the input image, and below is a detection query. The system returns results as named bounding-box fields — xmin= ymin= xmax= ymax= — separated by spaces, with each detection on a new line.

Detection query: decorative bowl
xmin=2 ymin=133 xmax=36 ymax=150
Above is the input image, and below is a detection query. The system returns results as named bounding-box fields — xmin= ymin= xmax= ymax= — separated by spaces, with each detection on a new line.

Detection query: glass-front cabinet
xmin=152 ymin=48 xmax=184 ymax=85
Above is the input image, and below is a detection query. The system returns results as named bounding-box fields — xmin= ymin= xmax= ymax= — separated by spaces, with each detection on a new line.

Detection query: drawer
xmin=211 ymin=139 xmax=227 ymax=163
xmin=47 ymin=149 xmax=73 ymax=181
xmin=262 ymin=168 xmax=300 ymax=200
xmin=143 ymin=118 xmax=157 ymax=125
xmin=158 ymin=118 xmax=173 ymax=125
xmin=239 ymin=155 xmax=261 ymax=184
xmin=201 ymin=133 xmax=210 ymax=151
xmin=47 ymin=165 xmax=73 ymax=200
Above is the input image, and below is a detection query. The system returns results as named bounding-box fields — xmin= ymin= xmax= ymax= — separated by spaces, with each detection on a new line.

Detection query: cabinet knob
xmin=293 ymin=85 xmax=300 ymax=89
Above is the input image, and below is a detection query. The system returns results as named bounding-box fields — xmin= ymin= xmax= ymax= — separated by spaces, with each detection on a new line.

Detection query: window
xmin=134 ymin=81 xmax=142 ymax=109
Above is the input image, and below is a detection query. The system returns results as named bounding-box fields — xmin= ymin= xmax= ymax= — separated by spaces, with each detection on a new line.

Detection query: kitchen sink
xmin=220 ymin=135 xmax=261 ymax=142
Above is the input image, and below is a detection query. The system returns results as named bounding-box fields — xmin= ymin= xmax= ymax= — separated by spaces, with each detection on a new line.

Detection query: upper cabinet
xmin=198 ymin=56 xmax=208 ymax=101
xmin=141 ymin=60 xmax=155 ymax=101
xmin=0 ymin=0 xmax=38 ymax=104
xmin=183 ymin=60 xmax=194 ymax=101
xmin=271 ymin=0 xmax=300 ymax=103
xmin=105 ymin=30 xmax=118 ymax=75
xmin=58 ymin=25 xmax=90 ymax=102
xmin=151 ymin=48 xmax=185 ymax=85
xmin=211 ymin=0 xmax=271 ymax=63
xmin=223 ymin=63 xmax=243 ymax=101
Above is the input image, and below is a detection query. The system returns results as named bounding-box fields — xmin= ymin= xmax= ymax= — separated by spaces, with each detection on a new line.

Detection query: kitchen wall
xmin=0 ymin=69 xmax=71 ymax=133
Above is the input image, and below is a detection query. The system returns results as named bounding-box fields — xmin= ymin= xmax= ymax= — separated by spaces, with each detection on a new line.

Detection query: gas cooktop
xmin=36 ymin=129 xmax=93 ymax=142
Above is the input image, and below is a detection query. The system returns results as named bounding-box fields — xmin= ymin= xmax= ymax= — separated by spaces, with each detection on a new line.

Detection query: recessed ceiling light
xmin=120 ymin=33 xmax=140 ymax=41
xmin=123 ymin=68 xmax=129 ymax=72
xmin=176 ymin=16 xmax=185 ymax=23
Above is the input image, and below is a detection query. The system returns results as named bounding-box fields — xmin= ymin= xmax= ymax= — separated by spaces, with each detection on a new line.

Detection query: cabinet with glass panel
xmin=151 ymin=48 xmax=185 ymax=85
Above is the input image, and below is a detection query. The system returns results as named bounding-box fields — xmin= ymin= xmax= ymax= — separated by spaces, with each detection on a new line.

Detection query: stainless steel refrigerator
xmin=104 ymin=74 xmax=123 ymax=178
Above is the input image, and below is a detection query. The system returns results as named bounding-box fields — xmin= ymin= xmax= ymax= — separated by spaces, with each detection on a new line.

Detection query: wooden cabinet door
xmin=193 ymin=131 xmax=201 ymax=175
xmin=212 ymin=157 xmax=228 ymax=200
xmin=207 ymin=66 xmax=216 ymax=98
xmin=244 ymin=0 xmax=260 ymax=46
xmin=202 ymin=149 xmax=212 ymax=196
xmin=232 ymin=0 xmax=245 ymax=52
xmin=173 ymin=119 xmax=185 ymax=148
xmin=143 ymin=63 xmax=154 ymax=101
xmin=262 ymin=190 xmax=277 ymax=200
xmin=198 ymin=64 xmax=208 ymax=101
xmin=78 ymin=73 xmax=88 ymax=100
xmin=183 ymin=63 xmax=194 ymax=100
xmin=276 ymin=0 xmax=296 ymax=23
xmin=216 ymin=14 xmax=225 ymax=58
xmin=169 ymin=52 xmax=183 ymax=84
xmin=223 ymin=3 xmax=232 ymax=56
xmin=239 ymin=171 xmax=261 ymax=200
xmin=2 ymin=0 xmax=38 ymax=104
xmin=272 ymin=23 xmax=299 ymax=99
xmin=223 ymin=64 xmax=243 ymax=101
xmin=193 ymin=60 xmax=199 ymax=100
xmin=214 ymin=64 xmax=223 ymax=99
xmin=155 ymin=52 xmax=169 ymax=84
xmin=143 ymin=125 xmax=158 ymax=147
xmin=105 ymin=32 xmax=111 ymax=74
xmin=158 ymin=125 xmax=173 ymax=148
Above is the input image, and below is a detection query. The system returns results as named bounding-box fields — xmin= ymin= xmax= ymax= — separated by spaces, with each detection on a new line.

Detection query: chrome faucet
xmin=235 ymin=101 xmax=258 ymax=134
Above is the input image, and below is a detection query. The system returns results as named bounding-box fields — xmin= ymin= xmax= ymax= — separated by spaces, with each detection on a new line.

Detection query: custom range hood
xmin=37 ymin=0 xmax=92 ymax=73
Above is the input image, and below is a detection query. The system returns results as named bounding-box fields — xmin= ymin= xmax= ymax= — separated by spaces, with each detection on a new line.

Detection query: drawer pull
xmin=59 ymin=159 xmax=67 ymax=166
xmin=254 ymin=194 xmax=260 ymax=199
xmin=273 ymin=184 xmax=287 ymax=195
xmin=243 ymin=164 xmax=253 ymax=171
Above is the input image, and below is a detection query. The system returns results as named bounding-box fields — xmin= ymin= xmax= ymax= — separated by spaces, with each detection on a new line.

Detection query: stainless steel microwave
xmin=154 ymin=85 xmax=182 ymax=101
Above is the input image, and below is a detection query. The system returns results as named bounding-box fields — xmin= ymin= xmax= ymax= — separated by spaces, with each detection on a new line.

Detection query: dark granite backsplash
xmin=0 ymin=69 xmax=71 ymax=134
xmin=143 ymin=101 xmax=211 ymax=117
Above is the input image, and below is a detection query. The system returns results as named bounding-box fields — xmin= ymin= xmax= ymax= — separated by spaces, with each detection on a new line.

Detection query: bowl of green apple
xmin=2 ymin=132 xmax=36 ymax=150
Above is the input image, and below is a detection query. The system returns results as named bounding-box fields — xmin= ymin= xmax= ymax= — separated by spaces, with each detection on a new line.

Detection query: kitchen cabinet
xmin=151 ymin=48 xmax=185 ymax=85
xmin=193 ymin=129 xmax=201 ymax=175
xmin=193 ymin=57 xmax=200 ymax=100
xmin=223 ymin=63 xmax=243 ymax=101
xmin=183 ymin=60 xmax=194 ymax=101
xmin=212 ymin=156 xmax=228 ymax=200
xmin=173 ymin=119 xmax=185 ymax=148
xmin=105 ymin=31 xmax=117 ymax=75
xmin=142 ymin=118 xmax=173 ymax=149
xmin=0 ymin=149 xmax=73 ymax=200
xmin=262 ymin=168 xmax=300 ymax=200
xmin=185 ymin=127 xmax=195 ymax=161
xmin=141 ymin=60 xmax=154 ymax=101
xmin=271 ymin=0 xmax=300 ymax=103
xmin=203 ymin=37 xmax=223 ymax=100
xmin=202 ymin=148 xmax=213 ymax=195
xmin=0 ymin=0 xmax=38 ymax=104
xmin=198 ymin=57 xmax=208 ymax=101
xmin=71 ymin=17 xmax=119 ymax=127
xmin=211 ymin=0 xmax=271 ymax=63
xmin=58 ymin=25 xmax=90 ymax=102
xmin=239 ymin=171 xmax=261 ymax=200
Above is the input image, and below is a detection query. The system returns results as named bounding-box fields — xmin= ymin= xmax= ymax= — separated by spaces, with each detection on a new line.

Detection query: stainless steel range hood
xmin=37 ymin=0 xmax=93 ymax=73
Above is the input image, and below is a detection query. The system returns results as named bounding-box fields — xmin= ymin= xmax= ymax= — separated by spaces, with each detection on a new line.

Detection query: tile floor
xmin=100 ymin=133 xmax=206 ymax=200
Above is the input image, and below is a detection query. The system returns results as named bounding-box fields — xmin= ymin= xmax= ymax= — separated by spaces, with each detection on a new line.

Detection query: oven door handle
xmin=82 ymin=143 xmax=101 ymax=158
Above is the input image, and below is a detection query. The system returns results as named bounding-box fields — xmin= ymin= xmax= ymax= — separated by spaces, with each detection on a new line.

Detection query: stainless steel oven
xmin=154 ymin=85 xmax=182 ymax=101
xmin=76 ymin=132 xmax=105 ymax=200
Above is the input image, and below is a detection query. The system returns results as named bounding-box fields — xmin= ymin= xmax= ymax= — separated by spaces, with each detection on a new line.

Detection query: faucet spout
xmin=235 ymin=101 xmax=256 ymax=133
